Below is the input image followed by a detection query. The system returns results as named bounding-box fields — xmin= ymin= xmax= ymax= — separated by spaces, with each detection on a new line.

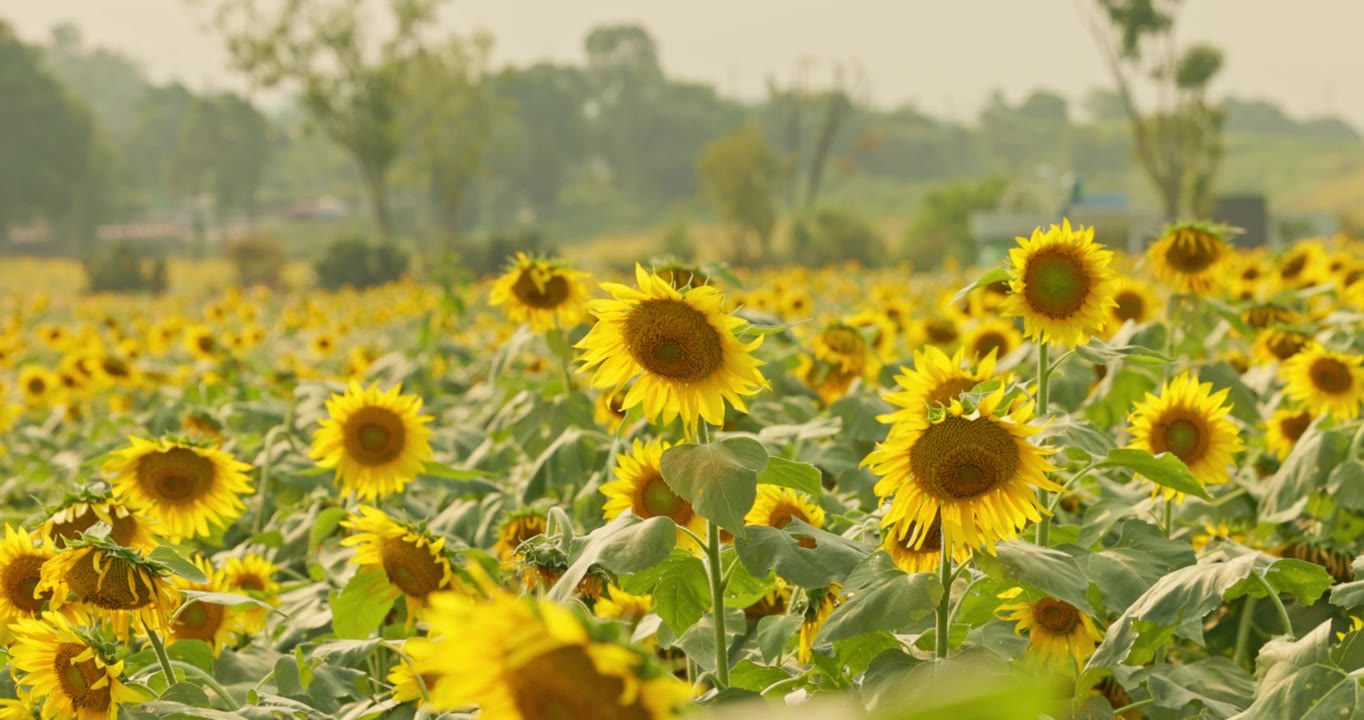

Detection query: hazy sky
xmin=3 ymin=0 xmax=1362 ymax=127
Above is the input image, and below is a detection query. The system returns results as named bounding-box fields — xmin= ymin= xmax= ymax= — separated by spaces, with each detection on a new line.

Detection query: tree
xmin=487 ymin=63 xmax=591 ymax=220
xmin=42 ymin=23 xmax=149 ymax=142
xmin=697 ymin=126 xmax=782 ymax=263
xmin=1083 ymin=0 xmax=1225 ymax=221
xmin=174 ymin=93 xmax=273 ymax=223
xmin=763 ymin=65 xmax=864 ymax=212
xmin=213 ymin=0 xmax=445 ymax=243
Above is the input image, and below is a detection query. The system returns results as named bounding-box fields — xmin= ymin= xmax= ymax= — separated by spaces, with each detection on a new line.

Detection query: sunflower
xmin=917 ymin=317 xmax=962 ymax=349
xmin=340 ymin=506 xmax=457 ymax=623
xmin=962 ymin=319 xmax=1023 ymax=361
xmin=1275 ymin=241 xmax=1328 ymax=290
xmin=221 ymin=554 xmax=280 ymax=635
xmin=309 ymin=382 xmax=434 ymax=500
xmin=38 ymin=541 xmax=178 ymax=636
xmin=575 ymin=264 xmax=766 ymax=437
xmin=493 ymin=510 xmax=548 ymax=563
xmin=8 ymin=611 xmax=144 ymax=720
xmin=309 ymin=331 xmax=339 ymax=357
xmin=995 ymin=588 xmax=1102 ymax=671
xmin=594 ymin=585 xmax=654 ymax=624
xmin=103 ymin=437 xmax=253 ymax=543
xmin=796 ymin=320 xmax=883 ymax=404
xmin=1108 ymin=278 xmax=1161 ymax=329
xmin=489 ymin=253 xmax=592 ymax=332
xmin=389 ymin=638 xmax=441 ymax=705
xmin=799 ymin=584 xmax=842 ymax=663
xmin=601 ymin=438 xmax=705 ymax=549
xmin=18 ymin=365 xmax=62 ymax=409
xmin=168 ymin=556 xmax=237 ymax=655
xmin=746 ymin=486 xmax=825 ymax=531
xmin=183 ymin=325 xmax=219 ymax=361
xmin=1283 ymin=348 xmax=1364 ymax=420
xmin=1126 ymin=373 xmax=1244 ymax=499
xmin=1251 ymin=328 xmax=1317 ymax=366
xmin=1241 ymin=303 xmax=1299 ymax=332
xmin=881 ymin=345 xmax=999 ymax=420
xmin=593 ymin=389 xmax=630 ymax=433
xmin=416 ymin=579 xmax=689 ymax=718
xmin=44 ymin=496 xmax=159 ymax=550
xmin=866 ymin=390 xmax=1059 ymax=558
xmin=1000 ymin=220 xmax=1118 ymax=348
xmin=879 ymin=517 xmax=969 ymax=574
xmin=741 ymin=579 xmax=792 ymax=622
xmin=1147 ymin=222 xmax=1235 ymax=296
xmin=0 ymin=525 xmax=55 ymax=627
xmin=1190 ymin=522 xmax=1247 ymax=552
xmin=1264 ymin=407 xmax=1316 ymax=461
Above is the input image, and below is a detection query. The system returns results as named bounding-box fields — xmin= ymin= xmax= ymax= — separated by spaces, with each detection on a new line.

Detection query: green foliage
xmin=226 ymin=235 xmax=287 ymax=287
xmin=698 ymin=125 xmax=782 ymax=262
xmin=900 ymin=177 xmax=1006 ymax=268
xmin=660 ymin=438 xmax=768 ymax=536
xmin=83 ymin=242 xmax=169 ymax=294
xmin=788 ymin=207 xmax=885 ymax=267
xmin=313 ymin=235 xmax=409 ymax=290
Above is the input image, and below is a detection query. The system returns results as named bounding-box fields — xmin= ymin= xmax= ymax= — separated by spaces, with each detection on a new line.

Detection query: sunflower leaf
xmin=548 ymin=513 xmax=677 ymax=603
xmin=660 ymin=438 xmax=768 ymax=537
xmin=419 ymin=460 xmax=487 ymax=480
xmin=756 ymin=456 xmax=823 ymax=496
xmin=327 ymin=567 xmax=399 ymax=640
xmin=818 ymin=552 xmax=942 ymax=643
xmin=1097 ymin=448 xmax=1212 ymax=501
xmin=733 ymin=519 xmax=869 ymax=588
xmin=149 ymin=545 xmax=210 ymax=584
xmin=952 ymin=266 xmax=1011 ymax=304
xmin=652 ymin=552 xmax=712 ymax=636
xmin=974 ymin=540 xmax=1095 ymax=614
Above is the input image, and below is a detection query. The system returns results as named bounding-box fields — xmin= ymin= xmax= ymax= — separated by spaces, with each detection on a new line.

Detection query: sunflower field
xmin=2 ymin=224 xmax=1364 ymax=720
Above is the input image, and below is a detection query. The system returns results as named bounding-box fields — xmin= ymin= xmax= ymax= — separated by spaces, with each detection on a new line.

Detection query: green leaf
xmin=973 ymin=540 xmax=1094 ymax=614
xmin=674 ymin=607 xmax=746 ymax=672
xmin=1097 ymin=447 xmax=1212 ymax=500
xmin=1260 ymin=558 xmax=1334 ymax=606
xmin=1078 ymin=520 xmax=1196 ymax=614
xmin=310 ymin=506 xmax=350 ymax=548
xmin=756 ymin=456 xmax=823 ymax=496
xmin=1326 ymin=461 xmax=1364 ymax=511
xmin=327 ymin=567 xmax=399 ymax=640
xmin=173 ymin=591 xmax=277 ymax=623
xmin=818 ymin=552 xmax=941 ymax=643
xmin=733 ymin=519 xmax=869 ymax=589
xmin=1198 ymin=362 xmax=1263 ymax=426
xmin=548 ymin=513 xmax=677 ymax=602
xmin=830 ymin=395 xmax=893 ymax=443
xmin=660 ymin=438 xmax=767 ymax=537
xmin=148 ymin=546 xmax=209 ymax=584
xmin=1073 ymin=339 xmax=1170 ymax=366
xmin=420 ymin=460 xmax=488 ymax=480
xmin=952 ymin=265 xmax=1010 ymax=304
xmin=652 ymin=552 xmax=711 ymax=636
xmin=756 ymin=615 xmax=801 ymax=663
xmin=727 ymin=660 xmax=792 ymax=694
xmin=1330 ymin=556 xmax=1364 ymax=609
xmin=724 ymin=558 xmax=777 ymax=608
xmin=1260 ymin=428 xmax=1352 ymax=523
xmin=1236 ymin=621 xmax=1362 ymax=720
xmin=1145 ymin=657 xmax=1255 ymax=718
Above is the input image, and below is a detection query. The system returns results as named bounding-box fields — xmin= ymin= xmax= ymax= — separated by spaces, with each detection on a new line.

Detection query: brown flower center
xmin=925 ymin=377 xmax=979 ymax=409
xmin=1151 ymin=414 xmax=1209 ymax=465
xmin=622 ymin=299 xmax=724 ymax=382
xmin=1278 ymin=412 xmax=1313 ymax=443
xmin=1309 ymin=357 xmax=1354 ymax=395
xmin=173 ymin=599 xmax=226 ymax=642
xmin=924 ymin=320 xmax=959 ymax=344
xmin=55 ymin=642 xmax=113 ymax=713
xmin=511 ymin=268 xmax=572 ymax=309
xmin=64 ymin=550 xmax=157 ymax=610
xmin=634 ymin=473 xmax=695 ymax=525
xmin=380 ymin=537 xmax=446 ymax=598
xmin=1264 ymin=331 xmax=1310 ymax=361
xmin=2 ymin=553 xmax=51 ymax=613
xmin=1032 ymin=598 xmax=1081 ymax=634
xmin=343 ymin=407 xmax=407 ymax=466
xmin=971 ymin=331 xmax=1010 ymax=359
xmin=1163 ymin=231 xmax=1222 ymax=274
xmin=1023 ymin=249 xmax=1091 ymax=317
xmin=911 ymin=416 xmax=1019 ymax=500
xmin=137 ymin=447 xmax=215 ymax=505
xmin=1113 ymin=290 xmax=1146 ymax=323
xmin=507 ymin=644 xmax=651 ymax=720
xmin=822 ymin=327 xmax=864 ymax=356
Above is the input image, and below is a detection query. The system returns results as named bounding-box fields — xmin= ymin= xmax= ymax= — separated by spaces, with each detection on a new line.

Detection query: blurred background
xmin=1 ymin=0 xmax=1362 ymax=290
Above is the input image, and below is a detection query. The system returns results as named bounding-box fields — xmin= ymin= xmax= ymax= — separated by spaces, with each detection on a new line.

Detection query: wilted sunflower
xmin=867 ymin=390 xmax=1059 ymax=558
xmin=1147 ymin=222 xmax=1235 ymax=296
xmin=881 ymin=345 xmax=998 ymax=420
xmin=576 ymin=264 xmax=766 ymax=436
xmin=416 ymin=578 xmax=690 ymax=718
xmin=221 ymin=554 xmax=280 ymax=635
xmin=962 ymin=319 xmax=1022 ymax=361
xmin=1108 ymin=278 xmax=1161 ymax=329
xmin=798 ymin=584 xmax=843 ymax=663
xmin=1264 ymin=407 xmax=1316 ymax=461
xmin=601 ymin=438 xmax=705 ymax=549
xmin=1284 ymin=348 xmax=1364 ymax=420
xmin=0 ymin=525 xmax=54 ymax=626
xmin=489 ymin=252 xmax=592 ymax=332
xmin=1126 ymin=373 xmax=1244 ymax=498
xmin=103 ymin=437 xmax=253 ymax=543
xmin=1001 ymin=220 xmax=1118 ymax=348
xmin=38 ymin=540 xmax=178 ymax=636
xmin=995 ymin=588 xmax=1102 ymax=671
xmin=44 ymin=495 xmax=159 ymax=550
xmin=310 ymin=382 xmax=434 ymax=500
xmin=493 ymin=509 xmax=548 ymax=563
xmin=8 ymin=611 xmax=144 ymax=720
xmin=168 ymin=556 xmax=237 ymax=655
xmin=341 ymin=506 xmax=457 ymax=623
xmin=879 ymin=517 xmax=969 ymax=574
xmin=746 ymin=486 xmax=825 ymax=530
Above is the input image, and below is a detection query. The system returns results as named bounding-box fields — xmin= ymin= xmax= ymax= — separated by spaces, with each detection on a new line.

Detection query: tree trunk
xmin=361 ymin=163 xmax=394 ymax=244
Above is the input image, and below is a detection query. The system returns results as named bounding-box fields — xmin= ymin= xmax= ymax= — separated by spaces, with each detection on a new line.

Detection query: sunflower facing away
xmin=1126 ymin=373 xmax=1244 ymax=499
xmin=866 ymin=389 xmax=1060 ymax=559
xmin=493 ymin=509 xmax=548 ymax=563
xmin=416 ymin=576 xmax=689 ymax=718
xmin=8 ymin=611 xmax=144 ymax=720
xmin=799 ymin=584 xmax=843 ymax=663
xmin=1147 ymin=222 xmax=1234 ymax=296
xmin=600 ymin=438 xmax=705 ymax=548
xmin=0 ymin=525 xmax=55 ymax=627
xmin=576 ymin=264 xmax=767 ymax=436
xmin=38 ymin=540 xmax=178 ymax=636
xmin=1001 ymin=220 xmax=1118 ymax=348
xmin=879 ymin=516 xmax=969 ymax=575
xmin=44 ymin=496 xmax=159 ymax=550
xmin=1283 ymin=347 xmax=1364 ymax=420
xmin=341 ymin=506 xmax=457 ymax=623
xmin=103 ymin=437 xmax=253 ymax=543
xmin=310 ymin=382 xmax=434 ymax=500
xmin=489 ymin=252 xmax=592 ymax=332
xmin=881 ymin=345 xmax=999 ymax=420
xmin=746 ymin=485 xmax=825 ymax=531
xmin=996 ymin=588 xmax=1102 ymax=671
xmin=1265 ymin=407 xmax=1316 ymax=461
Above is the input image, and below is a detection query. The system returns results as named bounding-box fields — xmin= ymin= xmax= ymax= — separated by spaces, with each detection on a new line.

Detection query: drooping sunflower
xmin=309 ymin=382 xmax=434 ymax=500
xmin=1107 ymin=278 xmax=1161 ymax=329
xmin=1147 ymin=222 xmax=1235 ymax=296
xmin=866 ymin=390 xmax=1059 ymax=558
xmin=575 ymin=264 xmax=766 ymax=437
xmin=340 ymin=506 xmax=457 ymax=623
xmin=1264 ymin=407 xmax=1316 ymax=461
xmin=746 ymin=486 xmax=825 ymax=530
xmin=1126 ymin=373 xmax=1244 ymax=498
xmin=103 ymin=437 xmax=253 ymax=543
xmin=168 ymin=556 xmax=237 ymax=655
xmin=798 ymin=583 xmax=843 ymax=663
xmin=221 ymin=554 xmax=280 ymax=635
xmin=38 ymin=540 xmax=178 ymax=636
xmin=416 ymin=579 xmax=690 ymax=718
xmin=594 ymin=585 xmax=654 ymax=624
xmin=879 ymin=516 xmax=969 ymax=574
xmin=995 ymin=588 xmax=1102 ymax=671
xmin=1001 ymin=220 xmax=1118 ymax=348
xmin=881 ymin=345 xmax=999 ymax=420
xmin=493 ymin=509 xmax=548 ymax=563
xmin=43 ymin=495 xmax=159 ymax=550
xmin=489 ymin=253 xmax=592 ymax=332
xmin=0 ymin=525 xmax=55 ymax=626
xmin=962 ymin=319 xmax=1023 ymax=361
xmin=8 ymin=611 xmax=144 ymax=720
xmin=796 ymin=321 xmax=882 ymax=405
xmin=600 ymin=438 xmax=705 ymax=548
xmin=1283 ymin=348 xmax=1364 ymax=421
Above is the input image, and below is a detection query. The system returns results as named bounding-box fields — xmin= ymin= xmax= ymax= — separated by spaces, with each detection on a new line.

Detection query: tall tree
xmin=697 ymin=125 xmax=782 ymax=262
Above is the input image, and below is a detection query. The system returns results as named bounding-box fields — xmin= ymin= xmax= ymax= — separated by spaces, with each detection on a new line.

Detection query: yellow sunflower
xmin=183 ymin=324 xmax=219 ymax=361
xmin=593 ymin=389 xmax=630 ymax=433
xmin=916 ymin=316 xmax=962 ymax=349
xmin=1275 ymin=241 xmax=1328 ymax=290
xmin=1126 ymin=373 xmax=1244 ymax=499
xmin=18 ymin=365 xmax=63 ymax=409
xmin=8 ymin=611 xmax=144 ymax=720
xmin=493 ymin=509 xmax=548 ymax=563
xmin=1252 ymin=328 xmax=1318 ymax=367
xmin=1283 ymin=348 xmax=1364 ymax=421
xmin=103 ymin=437 xmax=253 ymax=543
xmin=389 ymin=637 xmax=441 ymax=705
xmin=797 ymin=320 xmax=882 ymax=405
xmin=742 ymin=578 xmax=792 ymax=622
xmin=0 ymin=525 xmax=55 ymax=627
xmin=489 ymin=252 xmax=592 ymax=332
xmin=996 ymin=588 xmax=1102 ymax=671
xmin=1147 ymin=222 xmax=1235 ymax=296
xmin=799 ymin=583 xmax=843 ymax=663
xmin=340 ymin=506 xmax=457 ymax=623
xmin=594 ymin=585 xmax=654 ymax=624
xmin=746 ymin=486 xmax=825 ymax=530
xmin=1001 ymin=220 xmax=1118 ymax=348
xmin=881 ymin=345 xmax=999 ymax=420
xmin=309 ymin=382 xmax=434 ymax=500
xmin=575 ymin=264 xmax=766 ymax=437
xmin=168 ymin=556 xmax=237 ymax=655
xmin=879 ymin=517 xmax=969 ymax=575
xmin=1264 ymin=407 xmax=1316 ymax=461
xmin=1108 ymin=278 xmax=1161 ymax=329
xmin=866 ymin=390 xmax=1060 ymax=558
xmin=1241 ymin=303 xmax=1299 ymax=332
xmin=416 ymin=578 xmax=690 ymax=718
xmin=38 ymin=541 xmax=178 ymax=636
xmin=962 ymin=319 xmax=1023 ymax=361
xmin=601 ymin=438 xmax=705 ymax=549
xmin=221 ymin=554 xmax=280 ymax=635
xmin=43 ymin=497 xmax=159 ymax=550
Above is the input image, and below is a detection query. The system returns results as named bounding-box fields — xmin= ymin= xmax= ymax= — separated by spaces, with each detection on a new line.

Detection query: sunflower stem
xmin=1234 ymin=595 xmax=1260 ymax=669
xmin=1036 ymin=342 xmax=1053 ymax=548
xmin=705 ymin=519 xmax=731 ymax=689
xmin=1162 ymin=496 xmax=1174 ymax=538
xmin=167 ymin=660 xmax=241 ymax=710
xmin=1113 ymin=698 xmax=1154 ymax=715
xmin=936 ymin=540 xmax=952 ymax=659
xmin=1254 ymin=571 xmax=1295 ymax=639
xmin=1163 ymin=295 xmax=1181 ymax=381
xmin=144 ymin=623 xmax=178 ymax=692
xmin=252 ymin=424 xmax=287 ymax=535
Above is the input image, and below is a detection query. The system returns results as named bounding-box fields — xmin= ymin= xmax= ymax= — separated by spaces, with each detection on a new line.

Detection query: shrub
xmin=314 ymin=236 xmax=409 ymax=290
xmin=83 ymin=242 xmax=168 ymax=294
xmin=789 ymin=208 xmax=885 ymax=267
xmin=226 ymin=235 xmax=286 ymax=287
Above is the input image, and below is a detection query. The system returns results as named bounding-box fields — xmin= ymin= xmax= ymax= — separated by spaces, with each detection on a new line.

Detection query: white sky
xmin=3 ymin=0 xmax=1362 ymax=127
